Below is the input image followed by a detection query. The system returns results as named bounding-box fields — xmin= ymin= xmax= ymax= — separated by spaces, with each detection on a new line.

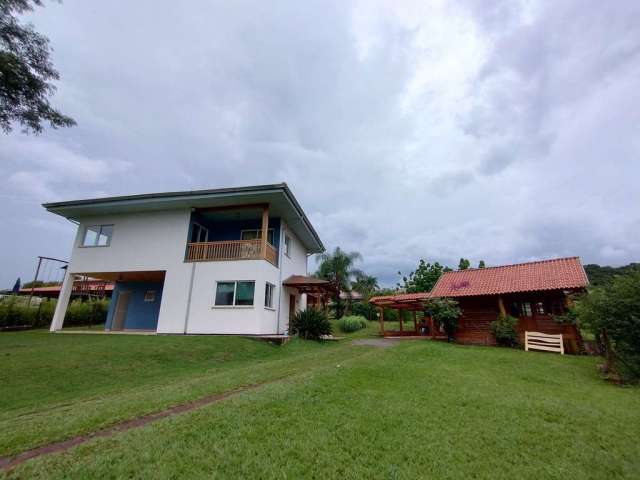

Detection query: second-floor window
xmin=191 ymin=223 xmax=209 ymax=243
xmin=284 ymin=234 xmax=292 ymax=257
xmin=241 ymin=228 xmax=275 ymax=245
xmin=82 ymin=225 xmax=113 ymax=247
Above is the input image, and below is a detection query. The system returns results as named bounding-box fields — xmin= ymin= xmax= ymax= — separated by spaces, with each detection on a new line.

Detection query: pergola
xmin=369 ymin=292 xmax=443 ymax=338
xmin=282 ymin=275 xmax=337 ymax=313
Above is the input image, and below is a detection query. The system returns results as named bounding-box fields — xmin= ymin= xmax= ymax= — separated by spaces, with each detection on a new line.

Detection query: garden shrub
xmin=351 ymin=301 xmax=377 ymax=320
xmin=424 ymin=297 xmax=461 ymax=342
xmin=337 ymin=315 xmax=368 ymax=333
xmin=490 ymin=314 xmax=519 ymax=347
xmin=290 ymin=308 xmax=332 ymax=340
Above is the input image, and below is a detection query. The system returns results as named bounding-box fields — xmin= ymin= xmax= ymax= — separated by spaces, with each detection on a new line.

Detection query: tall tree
xmin=398 ymin=260 xmax=451 ymax=293
xmin=458 ymin=258 xmax=470 ymax=270
xmin=12 ymin=277 xmax=21 ymax=293
xmin=352 ymin=274 xmax=379 ymax=296
xmin=315 ymin=247 xmax=363 ymax=318
xmin=478 ymin=260 xmax=486 ymax=269
xmin=1 ymin=0 xmax=75 ymax=133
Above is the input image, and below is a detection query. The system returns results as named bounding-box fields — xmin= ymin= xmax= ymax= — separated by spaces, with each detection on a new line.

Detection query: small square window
xmin=215 ymin=282 xmax=235 ymax=306
xmin=144 ymin=290 xmax=156 ymax=302
xmin=82 ymin=225 xmax=113 ymax=247
xmin=265 ymin=283 xmax=275 ymax=309
xmin=520 ymin=302 xmax=532 ymax=317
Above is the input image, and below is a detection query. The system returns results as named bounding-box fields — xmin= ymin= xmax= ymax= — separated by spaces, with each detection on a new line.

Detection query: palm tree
xmin=352 ymin=275 xmax=379 ymax=296
xmin=315 ymin=247 xmax=363 ymax=318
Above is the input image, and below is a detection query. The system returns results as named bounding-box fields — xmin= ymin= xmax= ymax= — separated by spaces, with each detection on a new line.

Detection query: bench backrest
xmin=525 ymin=331 xmax=564 ymax=355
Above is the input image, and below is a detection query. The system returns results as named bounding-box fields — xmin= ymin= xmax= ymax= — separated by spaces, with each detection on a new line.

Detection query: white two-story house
xmin=45 ymin=183 xmax=327 ymax=335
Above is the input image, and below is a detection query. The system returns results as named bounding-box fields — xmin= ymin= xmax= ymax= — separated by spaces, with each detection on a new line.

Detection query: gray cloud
xmin=1 ymin=0 xmax=639 ymax=288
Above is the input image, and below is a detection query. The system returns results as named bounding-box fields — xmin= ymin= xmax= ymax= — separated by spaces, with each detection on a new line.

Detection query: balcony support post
xmin=261 ymin=204 xmax=269 ymax=259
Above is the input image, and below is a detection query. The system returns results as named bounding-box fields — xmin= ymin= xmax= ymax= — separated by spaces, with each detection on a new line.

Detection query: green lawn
xmin=2 ymin=329 xmax=639 ymax=479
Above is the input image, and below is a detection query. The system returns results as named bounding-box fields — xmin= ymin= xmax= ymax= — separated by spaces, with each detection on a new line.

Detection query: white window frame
xmin=191 ymin=222 xmax=209 ymax=243
xmin=81 ymin=224 xmax=114 ymax=247
xmin=213 ymin=280 xmax=256 ymax=308
xmin=264 ymin=282 xmax=275 ymax=310
xmin=284 ymin=234 xmax=292 ymax=257
xmin=240 ymin=228 xmax=275 ymax=245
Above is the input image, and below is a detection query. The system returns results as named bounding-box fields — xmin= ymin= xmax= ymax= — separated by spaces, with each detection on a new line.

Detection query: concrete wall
xmin=105 ymin=281 xmax=164 ymax=330
xmin=277 ymin=221 xmax=309 ymax=334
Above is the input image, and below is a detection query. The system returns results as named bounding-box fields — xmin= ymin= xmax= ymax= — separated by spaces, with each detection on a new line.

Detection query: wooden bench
xmin=525 ymin=331 xmax=564 ymax=355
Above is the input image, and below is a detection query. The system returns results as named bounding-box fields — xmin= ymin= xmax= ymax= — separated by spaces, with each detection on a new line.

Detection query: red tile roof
xmin=430 ymin=257 xmax=589 ymax=298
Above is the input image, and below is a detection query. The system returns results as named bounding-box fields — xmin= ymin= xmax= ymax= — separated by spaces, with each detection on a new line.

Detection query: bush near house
xmin=289 ymin=309 xmax=332 ymax=340
xmin=424 ymin=297 xmax=461 ymax=342
xmin=337 ymin=315 xmax=368 ymax=333
xmin=491 ymin=314 xmax=520 ymax=347
xmin=0 ymin=297 xmax=109 ymax=329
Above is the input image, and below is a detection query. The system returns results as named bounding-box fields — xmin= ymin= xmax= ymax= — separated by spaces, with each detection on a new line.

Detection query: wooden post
xmin=429 ymin=316 xmax=434 ymax=338
xmin=413 ymin=310 xmax=418 ymax=334
xmin=498 ymin=296 xmax=506 ymax=316
xmin=379 ymin=307 xmax=385 ymax=336
xmin=260 ymin=204 xmax=269 ymax=259
xmin=399 ymin=309 xmax=404 ymax=333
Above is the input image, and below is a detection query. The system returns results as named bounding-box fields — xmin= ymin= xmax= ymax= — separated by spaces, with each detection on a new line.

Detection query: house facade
xmin=45 ymin=184 xmax=324 ymax=335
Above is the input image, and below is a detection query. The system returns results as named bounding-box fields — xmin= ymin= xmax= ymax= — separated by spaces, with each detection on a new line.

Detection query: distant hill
xmin=584 ymin=263 xmax=640 ymax=287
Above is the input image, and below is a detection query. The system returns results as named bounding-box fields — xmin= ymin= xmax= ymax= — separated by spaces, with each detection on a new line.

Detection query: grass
xmin=2 ymin=330 xmax=639 ymax=479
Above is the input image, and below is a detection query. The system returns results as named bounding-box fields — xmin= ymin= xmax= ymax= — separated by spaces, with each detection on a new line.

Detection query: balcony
xmin=186 ymin=239 xmax=278 ymax=266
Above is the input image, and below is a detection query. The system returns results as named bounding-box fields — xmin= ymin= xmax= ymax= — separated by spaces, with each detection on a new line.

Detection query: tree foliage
xmin=398 ymin=260 xmax=451 ymax=293
xmin=573 ymin=272 xmax=640 ymax=383
xmin=315 ymin=247 xmax=363 ymax=318
xmin=1 ymin=0 xmax=75 ymax=133
xmin=351 ymin=274 xmax=378 ymax=296
xmin=458 ymin=258 xmax=470 ymax=270
xmin=478 ymin=260 xmax=486 ymax=269
xmin=583 ymin=263 xmax=640 ymax=287
xmin=424 ymin=297 xmax=461 ymax=342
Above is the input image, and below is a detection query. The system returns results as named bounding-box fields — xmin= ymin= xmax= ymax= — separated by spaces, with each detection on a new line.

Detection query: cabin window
xmin=550 ymin=299 xmax=565 ymax=315
xmin=214 ymin=281 xmax=255 ymax=307
xmin=534 ymin=301 xmax=546 ymax=315
xmin=240 ymin=229 xmax=275 ymax=245
xmin=284 ymin=234 xmax=292 ymax=257
xmin=520 ymin=302 xmax=532 ymax=317
xmin=82 ymin=225 xmax=113 ymax=247
xmin=190 ymin=223 xmax=209 ymax=243
xmin=264 ymin=282 xmax=275 ymax=309
xmin=144 ymin=290 xmax=156 ymax=302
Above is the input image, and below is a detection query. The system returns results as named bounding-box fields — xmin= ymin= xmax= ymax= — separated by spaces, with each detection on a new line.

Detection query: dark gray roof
xmin=43 ymin=183 xmax=324 ymax=253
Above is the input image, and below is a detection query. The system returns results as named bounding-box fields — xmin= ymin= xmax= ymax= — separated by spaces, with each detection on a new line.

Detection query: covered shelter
xmin=282 ymin=275 xmax=337 ymax=316
xmin=369 ymin=292 xmax=445 ymax=338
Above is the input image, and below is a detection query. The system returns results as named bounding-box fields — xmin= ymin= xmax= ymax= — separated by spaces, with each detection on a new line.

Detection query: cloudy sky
xmin=1 ymin=0 xmax=639 ymax=288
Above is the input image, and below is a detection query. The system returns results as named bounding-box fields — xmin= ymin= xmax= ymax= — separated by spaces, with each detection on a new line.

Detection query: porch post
xmin=378 ymin=307 xmax=385 ymax=336
xmin=260 ymin=204 xmax=269 ymax=259
xmin=498 ymin=296 xmax=506 ymax=316
xmin=50 ymin=273 xmax=76 ymax=332
xmin=399 ymin=309 xmax=404 ymax=333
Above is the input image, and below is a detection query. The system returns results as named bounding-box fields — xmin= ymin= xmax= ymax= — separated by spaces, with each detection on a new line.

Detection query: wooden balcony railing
xmin=186 ymin=239 xmax=278 ymax=266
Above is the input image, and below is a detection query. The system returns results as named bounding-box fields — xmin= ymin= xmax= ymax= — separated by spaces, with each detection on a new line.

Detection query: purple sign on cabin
xmin=451 ymin=281 xmax=470 ymax=290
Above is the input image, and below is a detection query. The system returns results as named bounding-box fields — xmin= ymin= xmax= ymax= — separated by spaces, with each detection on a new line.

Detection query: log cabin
xmin=370 ymin=257 xmax=589 ymax=353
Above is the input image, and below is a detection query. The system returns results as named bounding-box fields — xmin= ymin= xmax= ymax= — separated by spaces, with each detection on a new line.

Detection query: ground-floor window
xmin=214 ymin=281 xmax=255 ymax=306
xmin=264 ymin=283 xmax=275 ymax=309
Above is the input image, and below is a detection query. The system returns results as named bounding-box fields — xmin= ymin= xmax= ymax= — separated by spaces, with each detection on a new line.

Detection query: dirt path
xmin=0 ymin=380 xmax=275 ymax=472
xmin=351 ymin=338 xmax=401 ymax=348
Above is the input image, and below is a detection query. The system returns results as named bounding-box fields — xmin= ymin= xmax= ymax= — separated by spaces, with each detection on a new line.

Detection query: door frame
xmin=111 ymin=290 xmax=132 ymax=331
